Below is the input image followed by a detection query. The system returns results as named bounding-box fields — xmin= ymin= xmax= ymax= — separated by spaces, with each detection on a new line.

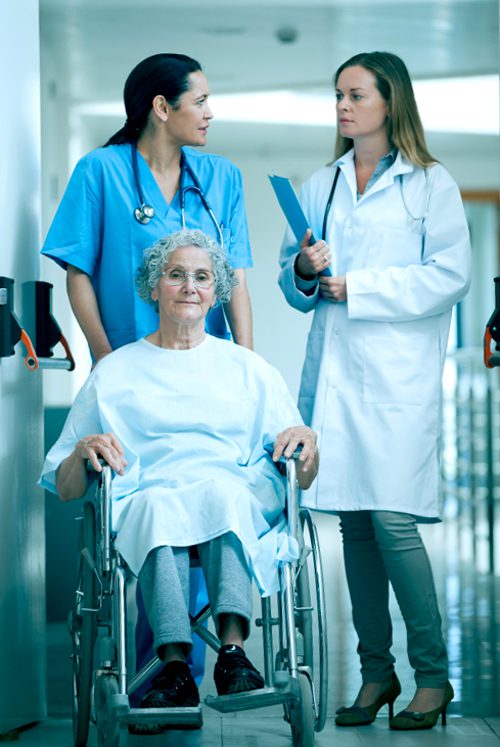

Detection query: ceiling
xmin=40 ymin=0 xmax=498 ymax=103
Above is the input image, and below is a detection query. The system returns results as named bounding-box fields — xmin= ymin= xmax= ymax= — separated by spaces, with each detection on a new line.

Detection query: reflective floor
xmin=15 ymin=513 xmax=500 ymax=745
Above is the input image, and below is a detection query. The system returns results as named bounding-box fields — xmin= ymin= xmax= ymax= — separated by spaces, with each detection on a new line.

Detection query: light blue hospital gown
xmin=40 ymin=336 xmax=302 ymax=596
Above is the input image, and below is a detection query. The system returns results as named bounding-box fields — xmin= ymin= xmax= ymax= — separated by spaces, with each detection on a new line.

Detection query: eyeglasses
xmin=161 ymin=267 xmax=214 ymax=289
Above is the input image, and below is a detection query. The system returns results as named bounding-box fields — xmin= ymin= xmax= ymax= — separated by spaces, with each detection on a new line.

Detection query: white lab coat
xmin=279 ymin=149 xmax=471 ymax=519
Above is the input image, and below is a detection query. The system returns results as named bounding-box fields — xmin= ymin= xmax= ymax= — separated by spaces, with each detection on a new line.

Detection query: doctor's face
xmin=165 ymin=71 xmax=213 ymax=147
xmin=335 ymin=65 xmax=389 ymax=144
xmin=152 ymin=246 xmax=216 ymax=328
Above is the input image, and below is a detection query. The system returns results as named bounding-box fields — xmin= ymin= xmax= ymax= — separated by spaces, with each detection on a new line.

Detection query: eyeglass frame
xmin=160 ymin=267 xmax=215 ymax=289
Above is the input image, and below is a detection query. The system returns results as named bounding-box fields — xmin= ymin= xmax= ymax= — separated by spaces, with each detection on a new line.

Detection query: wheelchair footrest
xmin=205 ymin=686 xmax=293 ymax=713
xmin=123 ymin=706 xmax=203 ymax=728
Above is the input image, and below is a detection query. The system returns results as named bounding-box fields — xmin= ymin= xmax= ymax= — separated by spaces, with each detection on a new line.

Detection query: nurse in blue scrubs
xmin=41 ymin=53 xmax=254 ymax=700
xmin=42 ymin=53 xmax=253 ymax=356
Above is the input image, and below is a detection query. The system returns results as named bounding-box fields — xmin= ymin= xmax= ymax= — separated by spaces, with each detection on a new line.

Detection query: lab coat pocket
xmin=367 ymin=225 xmax=423 ymax=269
xmin=362 ymin=332 xmax=438 ymax=406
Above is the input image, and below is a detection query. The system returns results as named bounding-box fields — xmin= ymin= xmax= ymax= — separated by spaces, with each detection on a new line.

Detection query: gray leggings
xmin=339 ymin=510 xmax=449 ymax=688
xmin=138 ymin=532 xmax=253 ymax=655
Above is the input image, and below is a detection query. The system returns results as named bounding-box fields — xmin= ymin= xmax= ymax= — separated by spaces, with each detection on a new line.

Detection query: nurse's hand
xmin=273 ymin=425 xmax=319 ymax=490
xmin=77 ymin=433 xmax=127 ymax=476
xmin=295 ymin=229 xmax=331 ymax=278
xmin=319 ymin=274 xmax=347 ymax=302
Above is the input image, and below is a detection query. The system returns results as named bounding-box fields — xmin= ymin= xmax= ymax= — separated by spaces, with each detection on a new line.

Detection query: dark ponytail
xmin=105 ymin=53 xmax=202 ymax=146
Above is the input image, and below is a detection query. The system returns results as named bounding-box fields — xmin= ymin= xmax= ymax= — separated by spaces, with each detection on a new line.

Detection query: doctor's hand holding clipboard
xmin=268 ymin=174 xmax=347 ymax=302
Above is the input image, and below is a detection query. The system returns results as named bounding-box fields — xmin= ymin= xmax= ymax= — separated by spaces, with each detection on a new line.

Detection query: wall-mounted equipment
xmin=22 ymin=281 xmax=75 ymax=370
xmin=0 ymin=277 xmax=74 ymax=371
xmin=484 ymin=276 xmax=500 ymax=368
xmin=0 ymin=276 xmax=38 ymax=366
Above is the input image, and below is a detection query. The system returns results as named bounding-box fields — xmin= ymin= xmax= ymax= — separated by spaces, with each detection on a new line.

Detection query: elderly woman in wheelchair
xmin=41 ymin=229 xmax=319 ymax=731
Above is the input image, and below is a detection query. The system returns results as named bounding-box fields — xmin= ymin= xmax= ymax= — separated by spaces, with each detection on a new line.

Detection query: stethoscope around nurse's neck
xmin=131 ymin=143 xmax=224 ymax=248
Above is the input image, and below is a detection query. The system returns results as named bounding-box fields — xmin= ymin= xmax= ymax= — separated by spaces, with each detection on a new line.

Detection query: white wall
xmin=0 ymin=1 xmax=46 ymax=731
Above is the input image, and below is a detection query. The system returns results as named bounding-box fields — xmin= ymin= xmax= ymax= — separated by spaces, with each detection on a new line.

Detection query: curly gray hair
xmin=136 ymin=229 xmax=238 ymax=306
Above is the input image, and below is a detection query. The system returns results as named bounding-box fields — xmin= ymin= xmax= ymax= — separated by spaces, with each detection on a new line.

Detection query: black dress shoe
xmin=214 ymin=644 xmax=265 ymax=695
xmin=128 ymin=661 xmax=200 ymax=735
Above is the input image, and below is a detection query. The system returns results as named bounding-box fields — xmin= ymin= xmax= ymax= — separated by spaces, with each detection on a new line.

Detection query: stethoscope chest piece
xmin=134 ymin=204 xmax=155 ymax=225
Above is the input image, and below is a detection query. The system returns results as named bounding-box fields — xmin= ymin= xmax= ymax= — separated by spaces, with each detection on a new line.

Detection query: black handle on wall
xmin=22 ymin=281 xmax=75 ymax=370
xmin=0 ymin=277 xmax=74 ymax=370
xmin=0 ymin=276 xmax=37 ymax=363
xmin=484 ymin=276 xmax=500 ymax=368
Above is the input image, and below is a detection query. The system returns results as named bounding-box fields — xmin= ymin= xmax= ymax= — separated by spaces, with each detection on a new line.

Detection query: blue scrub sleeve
xmin=41 ymin=157 xmax=102 ymax=274
xmin=227 ymin=166 xmax=253 ymax=269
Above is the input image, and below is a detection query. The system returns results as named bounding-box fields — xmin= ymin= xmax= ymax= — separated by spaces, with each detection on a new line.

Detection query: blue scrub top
xmin=41 ymin=144 xmax=253 ymax=349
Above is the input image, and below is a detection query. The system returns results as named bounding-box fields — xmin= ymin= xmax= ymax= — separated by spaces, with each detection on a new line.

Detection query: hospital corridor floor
xmin=19 ymin=513 xmax=500 ymax=746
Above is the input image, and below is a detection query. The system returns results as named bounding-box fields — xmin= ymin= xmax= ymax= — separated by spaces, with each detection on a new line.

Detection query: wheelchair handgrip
xmin=85 ymin=457 xmax=108 ymax=473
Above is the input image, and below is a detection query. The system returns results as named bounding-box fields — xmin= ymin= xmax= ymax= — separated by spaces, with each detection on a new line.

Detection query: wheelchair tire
xmin=289 ymin=672 xmax=315 ymax=747
xmin=296 ymin=510 xmax=328 ymax=732
xmin=95 ymin=674 xmax=120 ymax=747
xmin=71 ymin=501 xmax=98 ymax=747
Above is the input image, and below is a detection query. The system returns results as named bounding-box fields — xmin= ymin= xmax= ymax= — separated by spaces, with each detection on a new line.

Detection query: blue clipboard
xmin=268 ymin=174 xmax=332 ymax=277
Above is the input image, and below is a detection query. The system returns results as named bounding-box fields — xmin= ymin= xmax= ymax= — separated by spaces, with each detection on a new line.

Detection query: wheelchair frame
xmin=69 ymin=457 xmax=328 ymax=747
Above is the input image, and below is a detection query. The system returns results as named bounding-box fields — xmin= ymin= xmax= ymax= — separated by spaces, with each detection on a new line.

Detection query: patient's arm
xmin=56 ymin=433 xmax=127 ymax=502
xmin=272 ymin=426 xmax=319 ymax=490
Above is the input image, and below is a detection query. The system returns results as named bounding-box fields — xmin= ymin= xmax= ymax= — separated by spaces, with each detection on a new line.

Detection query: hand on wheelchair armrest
xmin=266 ymin=426 xmax=319 ymax=490
xmin=56 ymin=433 xmax=126 ymax=502
xmin=78 ymin=433 xmax=127 ymax=477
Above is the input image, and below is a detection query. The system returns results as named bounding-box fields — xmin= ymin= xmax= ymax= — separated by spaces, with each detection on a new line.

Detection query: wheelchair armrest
xmin=85 ymin=457 xmax=107 ymax=473
xmin=263 ymin=438 xmax=303 ymax=475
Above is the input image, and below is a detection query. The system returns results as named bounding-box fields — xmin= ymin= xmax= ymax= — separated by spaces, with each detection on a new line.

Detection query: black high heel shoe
xmin=389 ymin=681 xmax=454 ymax=730
xmin=335 ymin=673 xmax=401 ymax=727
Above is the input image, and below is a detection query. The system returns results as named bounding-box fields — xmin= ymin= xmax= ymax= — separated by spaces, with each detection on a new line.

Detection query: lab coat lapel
xmin=361 ymin=152 xmax=414 ymax=200
xmin=335 ymin=150 xmax=357 ymax=204
xmin=335 ymin=149 xmax=415 ymax=203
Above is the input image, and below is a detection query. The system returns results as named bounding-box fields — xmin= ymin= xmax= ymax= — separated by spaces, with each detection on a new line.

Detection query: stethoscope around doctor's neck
xmin=321 ymin=165 xmax=430 ymax=240
xmin=131 ymin=143 xmax=224 ymax=248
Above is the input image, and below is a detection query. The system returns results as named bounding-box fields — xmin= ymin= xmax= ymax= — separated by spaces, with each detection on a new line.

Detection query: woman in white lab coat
xmin=278 ymin=51 xmax=471 ymax=731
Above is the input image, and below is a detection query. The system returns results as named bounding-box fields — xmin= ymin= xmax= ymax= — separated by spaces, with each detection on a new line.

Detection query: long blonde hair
xmin=333 ymin=51 xmax=436 ymax=168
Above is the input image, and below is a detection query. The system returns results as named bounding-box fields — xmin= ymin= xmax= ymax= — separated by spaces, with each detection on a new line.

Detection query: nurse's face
xmin=165 ymin=71 xmax=213 ymax=147
xmin=152 ymin=246 xmax=216 ymax=328
xmin=335 ymin=65 xmax=389 ymax=143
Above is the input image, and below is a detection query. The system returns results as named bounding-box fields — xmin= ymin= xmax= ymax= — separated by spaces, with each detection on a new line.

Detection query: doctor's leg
xmin=371 ymin=511 xmax=450 ymax=712
xmin=339 ymin=511 xmax=396 ymax=682
xmin=336 ymin=511 xmax=401 ymax=726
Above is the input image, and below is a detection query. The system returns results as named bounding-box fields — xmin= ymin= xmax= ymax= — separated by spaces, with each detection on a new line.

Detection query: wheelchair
xmin=69 ymin=454 xmax=328 ymax=747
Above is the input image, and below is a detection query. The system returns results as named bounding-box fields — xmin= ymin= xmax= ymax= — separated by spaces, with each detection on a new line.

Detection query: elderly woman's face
xmin=151 ymin=246 xmax=216 ymax=327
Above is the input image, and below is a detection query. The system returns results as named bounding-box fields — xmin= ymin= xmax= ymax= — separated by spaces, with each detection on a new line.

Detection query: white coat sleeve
xmin=346 ymin=165 xmax=471 ymax=322
xmin=277 ymin=181 xmax=320 ymax=314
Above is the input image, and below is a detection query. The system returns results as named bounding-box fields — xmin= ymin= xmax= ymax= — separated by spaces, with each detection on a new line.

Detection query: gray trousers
xmin=138 ymin=532 xmax=253 ymax=655
xmin=339 ymin=510 xmax=449 ymax=688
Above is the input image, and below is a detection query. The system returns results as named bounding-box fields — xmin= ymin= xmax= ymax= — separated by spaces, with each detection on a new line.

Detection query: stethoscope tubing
xmin=321 ymin=163 xmax=429 ymax=242
xmin=131 ymin=143 xmax=224 ymax=247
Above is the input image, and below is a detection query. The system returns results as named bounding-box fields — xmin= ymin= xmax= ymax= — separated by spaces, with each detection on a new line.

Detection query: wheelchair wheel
xmin=95 ymin=674 xmax=120 ymax=747
xmin=296 ymin=510 xmax=328 ymax=732
xmin=289 ymin=672 xmax=315 ymax=747
xmin=71 ymin=501 xmax=98 ymax=747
